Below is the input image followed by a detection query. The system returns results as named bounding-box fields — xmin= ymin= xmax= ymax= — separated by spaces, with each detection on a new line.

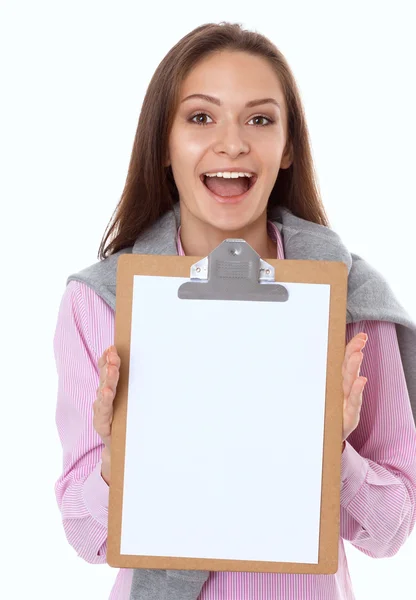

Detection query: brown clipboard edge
xmin=107 ymin=254 xmax=348 ymax=575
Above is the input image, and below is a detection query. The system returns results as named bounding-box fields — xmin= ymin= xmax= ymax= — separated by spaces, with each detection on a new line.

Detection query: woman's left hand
xmin=342 ymin=332 xmax=368 ymax=443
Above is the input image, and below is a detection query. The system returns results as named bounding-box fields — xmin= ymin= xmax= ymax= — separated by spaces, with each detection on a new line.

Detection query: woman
xmin=54 ymin=22 xmax=416 ymax=600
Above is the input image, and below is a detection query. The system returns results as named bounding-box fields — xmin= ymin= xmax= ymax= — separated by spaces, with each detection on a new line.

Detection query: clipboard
xmin=107 ymin=238 xmax=348 ymax=575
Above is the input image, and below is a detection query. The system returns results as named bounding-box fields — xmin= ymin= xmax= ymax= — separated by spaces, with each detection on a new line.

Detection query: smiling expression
xmin=167 ymin=50 xmax=292 ymax=235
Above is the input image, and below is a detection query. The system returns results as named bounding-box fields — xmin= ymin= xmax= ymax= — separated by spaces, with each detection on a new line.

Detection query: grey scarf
xmin=68 ymin=203 xmax=416 ymax=600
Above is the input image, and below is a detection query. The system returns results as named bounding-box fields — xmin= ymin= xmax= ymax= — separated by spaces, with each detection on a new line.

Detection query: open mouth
xmin=200 ymin=174 xmax=257 ymax=204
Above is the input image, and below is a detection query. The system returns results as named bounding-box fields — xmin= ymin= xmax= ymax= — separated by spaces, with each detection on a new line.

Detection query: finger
xmin=98 ymin=345 xmax=114 ymax=371
xmin=93 ymin=386 xmax=114 ymax=428
xmin=100 ymin=386 xmax=115 ymax=411
xmin=98 ymin=366 xmax=106 ymax=392
xmin=345 ymin=332 xmax=367 ymax=356
xmin=343 ymin=351 xmax=363 ymax=398
xmin=105 ymin=346 xmax=120 ymax=393
xmin=342 ymin=351 xmax=363 ymax=398
xmin=106 ymin=359 xmax=120 ymax=394
xmin=350 ymin=376 xmax=366 ymax=406
xmin=107 ymin=346 xmax=121 ymax=369
xmin=342 ymin=333 xmax=367 ymax=377
xmin=98 ymin=346 xmax=120 ymax=390
xmin=343 ymin=377 xmax=367 ymax=437
xmin=97 ymin=350 xmax=107 ymax=369
xmin=98 ymin=347 xmax=111 ymax=388
xmin=345 ymin=377 xmax=366 ymax=418
xmin=93 ymin=402 xmax=113 ymax=439
xmin=343 ymin=333 xmax=366 ymax=370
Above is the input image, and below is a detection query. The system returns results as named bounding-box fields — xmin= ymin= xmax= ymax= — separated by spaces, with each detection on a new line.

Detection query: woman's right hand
xmin=93 ymin=345 xmax=120 ymax=485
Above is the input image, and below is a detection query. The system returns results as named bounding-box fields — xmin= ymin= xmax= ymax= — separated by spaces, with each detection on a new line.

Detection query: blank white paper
xmin=120 ymin=275 xmax=331 ymax=564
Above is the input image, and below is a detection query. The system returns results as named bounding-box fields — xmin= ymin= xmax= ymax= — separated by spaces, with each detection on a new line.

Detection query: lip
xmin=200 ymin=173 xmax=258 ymax=205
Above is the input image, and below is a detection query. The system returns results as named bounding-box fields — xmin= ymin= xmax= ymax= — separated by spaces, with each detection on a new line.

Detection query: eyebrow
xmin=181 ymin=93 xmax=281 ymax=111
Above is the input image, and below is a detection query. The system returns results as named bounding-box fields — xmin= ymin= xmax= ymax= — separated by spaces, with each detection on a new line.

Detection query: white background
xmin=1 ymin=1 xmax=415 ymax=599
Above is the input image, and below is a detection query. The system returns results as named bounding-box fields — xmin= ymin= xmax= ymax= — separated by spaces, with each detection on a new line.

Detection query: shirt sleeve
xmin=340 ymin=319 xmax=416 ymax=557
xmin=53 ymin=280 xmax=115 ymax=564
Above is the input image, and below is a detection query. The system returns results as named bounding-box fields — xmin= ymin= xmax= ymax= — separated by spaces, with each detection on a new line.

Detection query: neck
xmin=179 ymin=203 xmax=277 ymax=259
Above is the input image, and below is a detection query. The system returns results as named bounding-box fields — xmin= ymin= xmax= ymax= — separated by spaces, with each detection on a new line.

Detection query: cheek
xmin=265 ymin=148 xmax=286 ymax=179
xmin=181 ymin=130 xmax=210 ymax=156
xmin=171 ymin=137 xmax=207 ymax=178
xmin=260 ymin=136 xmax=283 ymax=160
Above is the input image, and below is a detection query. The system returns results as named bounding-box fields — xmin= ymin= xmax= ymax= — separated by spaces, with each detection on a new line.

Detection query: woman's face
xmin=167 ymin=50 xmax=291 ymax=233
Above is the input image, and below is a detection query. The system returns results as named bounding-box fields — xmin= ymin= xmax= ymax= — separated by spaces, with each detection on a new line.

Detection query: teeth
xmin=204 ymin=171 xmax=253 ymax=178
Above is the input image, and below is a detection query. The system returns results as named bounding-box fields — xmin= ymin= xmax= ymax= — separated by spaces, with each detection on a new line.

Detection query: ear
xmin=280 ymin=142 xmax=293 ymax=170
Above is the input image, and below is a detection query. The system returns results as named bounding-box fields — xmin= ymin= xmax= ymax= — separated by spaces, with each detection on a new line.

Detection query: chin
xmin=198 ymin=204 xmax=264 ymax=233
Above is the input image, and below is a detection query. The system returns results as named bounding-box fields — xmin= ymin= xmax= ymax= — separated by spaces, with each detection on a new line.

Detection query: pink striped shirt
xmin=54 ymin=221 xmax=416 ymax=599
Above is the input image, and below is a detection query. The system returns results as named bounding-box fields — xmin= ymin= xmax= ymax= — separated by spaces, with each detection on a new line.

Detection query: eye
xmin=188 ymin=113 xmax=275 ymax=127
xmin=248 ymin=115 xmax=274 ymax=127
xmin=189 ymin=113 xmax=213 ymax=126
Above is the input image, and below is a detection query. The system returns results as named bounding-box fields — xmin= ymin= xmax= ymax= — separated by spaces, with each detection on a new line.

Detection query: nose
xmin=213 ymin=123 xmax=250 ymax=158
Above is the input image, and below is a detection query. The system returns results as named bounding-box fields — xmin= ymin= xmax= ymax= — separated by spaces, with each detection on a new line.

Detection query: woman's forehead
xmin=179 ymin=52 xmax=285 ymax=114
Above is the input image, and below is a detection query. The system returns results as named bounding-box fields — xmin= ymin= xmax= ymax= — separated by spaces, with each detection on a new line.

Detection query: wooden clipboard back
xmin=107 ymin=241 xmax=348 ymax=575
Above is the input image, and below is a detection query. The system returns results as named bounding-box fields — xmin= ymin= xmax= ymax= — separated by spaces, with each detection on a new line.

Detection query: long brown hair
xmin=98 ymin=22 xmax=330 ymax=260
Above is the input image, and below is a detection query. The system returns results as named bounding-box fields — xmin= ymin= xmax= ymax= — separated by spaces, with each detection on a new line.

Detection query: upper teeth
xmin=204 ymin=172 xmax=253 ymax=178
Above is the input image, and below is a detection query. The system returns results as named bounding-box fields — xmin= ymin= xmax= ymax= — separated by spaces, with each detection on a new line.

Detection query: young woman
xmin=53 ymin=22 xmax=416 ymax=600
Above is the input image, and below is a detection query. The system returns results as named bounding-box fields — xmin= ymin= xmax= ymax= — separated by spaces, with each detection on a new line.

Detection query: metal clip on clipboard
xmin=178 ymin=239 xmax=289 ymax=302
